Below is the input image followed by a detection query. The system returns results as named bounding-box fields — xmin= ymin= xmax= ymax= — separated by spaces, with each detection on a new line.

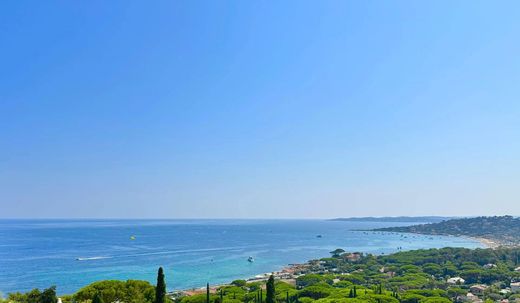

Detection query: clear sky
xmin=1 ymin=1 xmax=519 ymax=218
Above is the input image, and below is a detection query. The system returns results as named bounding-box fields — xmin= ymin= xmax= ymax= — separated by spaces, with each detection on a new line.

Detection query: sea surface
xmin=0 ymin=219 xmax=483 ymax=295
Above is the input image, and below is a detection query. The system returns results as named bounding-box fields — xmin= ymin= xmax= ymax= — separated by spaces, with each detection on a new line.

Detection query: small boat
xmin=247 ymin=256 xmax=254 ymax=262
xmin=130 ymin=235 xmax=136 ymax=240
xmin=316 ymin=235 xmax=322 ymax=238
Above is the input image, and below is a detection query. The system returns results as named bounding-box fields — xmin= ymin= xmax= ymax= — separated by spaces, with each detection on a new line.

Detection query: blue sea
xmin=0 ymin=219 xmax=483 ymax=295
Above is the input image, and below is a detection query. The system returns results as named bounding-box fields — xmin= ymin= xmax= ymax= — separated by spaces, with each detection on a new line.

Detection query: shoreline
xmin=467 ymin=236 xmax=501 ymax=249
xmin=171 ymin=262 xmax=306 ymax=297
xmin=170 ymin=235 xmax=504 ymax=296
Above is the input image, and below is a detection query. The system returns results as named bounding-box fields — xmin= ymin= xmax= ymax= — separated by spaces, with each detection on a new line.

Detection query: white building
xmin=448 ymin=277 xmax=466 ymax=285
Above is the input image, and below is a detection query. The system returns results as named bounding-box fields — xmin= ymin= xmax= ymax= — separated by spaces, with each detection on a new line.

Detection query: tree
xmin=27 ymin=288 xmax=42 ymax=303
xmin=330 ymin=249 xmax=345 ymax=257
xmin=231 ymin=280 xmax=247 ymax=287
xmin=73 ymin=280 xmax=155 ymax=303
xmin=40 ymin=286 xmax=58 ymax=303
xmin=155 ymin=267 xmax=166 ymax=303
xmin=92 ymin=293 xmax=105 ymax=303
xmin=266 ymin=275 xmax=275 ymax=303
xmin=207 ymin=283 xmax=210 ymax=303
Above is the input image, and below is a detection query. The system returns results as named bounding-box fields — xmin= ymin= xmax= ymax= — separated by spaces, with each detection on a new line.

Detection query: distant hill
xmin=373 ymin=216 xmax=520 ymax=245
xmin=331 ymin=216 xmax=451 ymax=223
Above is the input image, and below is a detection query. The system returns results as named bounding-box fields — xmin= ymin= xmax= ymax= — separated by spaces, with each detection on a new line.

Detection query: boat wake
xmin=76 ymin=256 xmax=111 ymax=261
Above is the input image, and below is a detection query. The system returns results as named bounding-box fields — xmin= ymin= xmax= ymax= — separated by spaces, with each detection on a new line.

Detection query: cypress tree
xmin=286 ymin=291 xmax=289 ymax=303
xmin=353 ymin=286 xmax=357 ymax=297
xmin=207 ymin=283 xmax=211 ymax=303
xmin=260 ymin=289 xmax=263 ymax=303
xmin=266 ymin=275 xmax=275 ymax=303
xmin=220 ymin=289 xmax=224 ymax=303
xmin=155 ymin=267 xmax=166 ymax=303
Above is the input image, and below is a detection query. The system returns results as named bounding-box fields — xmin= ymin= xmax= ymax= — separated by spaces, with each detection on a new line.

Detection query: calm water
xmin=0 ymin=219 xmax=483 ymax=295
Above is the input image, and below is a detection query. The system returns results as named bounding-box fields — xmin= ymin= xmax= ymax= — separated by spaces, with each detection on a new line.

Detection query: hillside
xmin=373 ymin=215 xmax=520 ymax=245
xmin=331 ymin=216 xmax=450 ymax=223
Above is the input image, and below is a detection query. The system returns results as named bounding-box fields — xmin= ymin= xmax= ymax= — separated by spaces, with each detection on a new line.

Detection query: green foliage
xmin=266 ymin=275 xmax=275 ymax=303
xmin=421 ymin=263 xmax=442 ymax=276
xmin=231 ymin=280 xmax=247 ymax=287
xmin=181 ymin=294 xmax=213 ymax=303
xmin=330 ymin=249 xmax=346 ymax=257
xmin=297 ymin=274 xmax=332 ymax=288
xmin=357 ymin=294 xmax=399 ymax=303
xmin=40 ymin=287 xmax=58 ymax=303
xmin=7 ymin=287 xmax=57 ymax=303
xmin=333 ymin=281 xmax=352 ymax=289
xmin=92 ymin=293 xmax=104 ymax=303
xmin=73 ymin=280 xmax=155 ymax=303
xmin=298 ymin=283 xmax=333 ymax=300
xmin=421 ymin=297 xmax=452 ymax=303
xmin=298 ymin=297 xmax=315 ymax=303
xmin=155 ymin=267 xmax=167 ymax=303
xmin=400 ymin=293 xmax=426 ymax=303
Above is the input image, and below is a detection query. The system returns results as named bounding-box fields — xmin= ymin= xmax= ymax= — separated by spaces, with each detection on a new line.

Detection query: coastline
xmin=469 ymin=236 xmax=501 ymax=249
xmin=1 ymin=220 xmax=491 ymax=296
xmin=171 ymin=236 xmax=506 ymax=297
xmin=172 ymin=262 xmax=304 ymax=296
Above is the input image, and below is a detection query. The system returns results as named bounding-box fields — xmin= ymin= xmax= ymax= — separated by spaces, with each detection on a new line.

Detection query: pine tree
xmin=92 ymin=293 xmax=104 ymax=303
xmin=155 ymin=267 xmax=166 ymax=303
xmin=266 ymin=275 xmax=275 ymax=303
xmin=40 ymin=286 xmax=57 ymax=303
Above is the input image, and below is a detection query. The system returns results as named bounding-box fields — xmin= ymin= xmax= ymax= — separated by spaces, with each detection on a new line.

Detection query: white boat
xmin=247 ymin=256 xmax=254 ymax=262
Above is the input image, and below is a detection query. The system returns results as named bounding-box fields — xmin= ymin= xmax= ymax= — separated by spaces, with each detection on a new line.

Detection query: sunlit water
xmin=0 ymin=219 xmax=483 ymax=295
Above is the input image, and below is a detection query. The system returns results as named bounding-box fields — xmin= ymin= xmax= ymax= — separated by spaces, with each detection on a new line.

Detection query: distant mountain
xmin=330 ymin=216 xmax=451 ymax=223
xmin=373 ymin=215 xmax=520 ymax=245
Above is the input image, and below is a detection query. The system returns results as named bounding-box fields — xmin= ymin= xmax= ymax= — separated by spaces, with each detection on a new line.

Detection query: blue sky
xmin=1 ymin=1 xmax=519 ymax=218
